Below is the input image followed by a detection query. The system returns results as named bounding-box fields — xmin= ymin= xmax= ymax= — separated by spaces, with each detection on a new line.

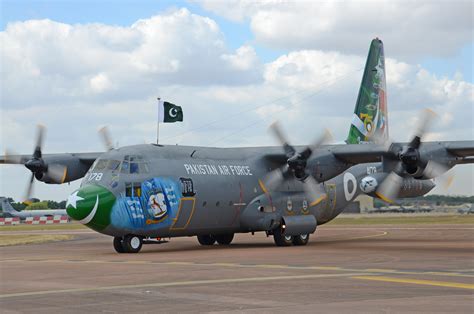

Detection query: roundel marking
xmin=343 ymin=172 xmax=357 ymax=201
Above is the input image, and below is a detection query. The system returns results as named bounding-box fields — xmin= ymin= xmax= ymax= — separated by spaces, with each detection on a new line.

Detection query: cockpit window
xmin=121 ymin=155 xmax=149 ymax=174
xmin=107 ymin=160 xmax=121 ymax=170
xmin=94 ymin=160 xmax=107 ymax=170
xmin=121 ymin=161 xmax=129 ymax=173
xmin=130 ymin=162 xmax=139 ymax=174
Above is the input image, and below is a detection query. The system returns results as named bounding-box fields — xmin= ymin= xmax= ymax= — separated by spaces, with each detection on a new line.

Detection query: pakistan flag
xmin=158 ymin=100 xmax=183 ymax=123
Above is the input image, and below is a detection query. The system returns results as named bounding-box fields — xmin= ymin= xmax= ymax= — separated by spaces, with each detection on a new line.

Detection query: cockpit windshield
xmin=90 ymin=155 xmax=149 ymax=175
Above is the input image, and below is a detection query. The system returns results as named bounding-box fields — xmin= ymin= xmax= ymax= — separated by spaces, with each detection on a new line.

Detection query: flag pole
xmin=157 ymin=97 xmax=160 ymax=145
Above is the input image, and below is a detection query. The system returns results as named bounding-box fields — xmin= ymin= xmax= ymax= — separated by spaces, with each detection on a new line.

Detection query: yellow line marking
xmin=320 ymin=231 xmax=388 ymax=242
xmin=365 ymin=269 xmax=397 ymax=273
xmin=352 ymin=275 xmax=474 ymax=290
xmin=0 ymin=272 xmax=368 ymax=298
xmin=3 ymin=258 xmax=473 ymax=278
xmin=308 ymin=266 xmax=342 ymax=271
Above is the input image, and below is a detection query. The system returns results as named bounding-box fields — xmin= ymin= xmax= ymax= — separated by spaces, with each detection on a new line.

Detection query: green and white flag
xmin=158 ymin=100 xmax=183 ymax=123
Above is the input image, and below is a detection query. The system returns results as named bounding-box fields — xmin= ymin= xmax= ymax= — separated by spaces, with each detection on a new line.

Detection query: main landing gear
xmin=197 ymin=233 xmax=234 ymax=246
xmin=114 ymin=235 xmax=143 ymax=253
xmin=273 ymin=228 xmax=310 ymax=247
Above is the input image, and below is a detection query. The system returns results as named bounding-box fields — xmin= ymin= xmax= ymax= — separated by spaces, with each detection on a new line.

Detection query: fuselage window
xmin=125 ymin=182 xmax=142 ymax=197
xmin=125 ymin=183 xmax=132 ymax=197
xmin=133 ymin=183 xmax=142 ymax=197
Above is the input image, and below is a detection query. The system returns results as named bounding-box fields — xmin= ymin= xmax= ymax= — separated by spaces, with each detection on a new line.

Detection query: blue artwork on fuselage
xmin=111 ymin=177 xmax=182 ymax=231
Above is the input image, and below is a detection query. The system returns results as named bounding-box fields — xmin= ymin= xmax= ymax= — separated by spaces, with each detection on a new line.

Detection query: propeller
xmin=263 ymin=122 xmax=332 ymax=205
xmin=12 ymin=125 xmax=67 ymax=203
xmin=99 ymin=126 xmax=114 ymax=151
xmin=376 ymin=109 xmax=449 ymax=203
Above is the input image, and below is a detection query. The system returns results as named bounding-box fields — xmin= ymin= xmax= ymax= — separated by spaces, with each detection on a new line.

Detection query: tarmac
xmin=1 ymin=223 xmax=473 ymax=313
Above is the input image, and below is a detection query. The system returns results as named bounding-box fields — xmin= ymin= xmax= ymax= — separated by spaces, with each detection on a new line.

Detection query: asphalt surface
xmin=1 ymin=223 xmax=473 ymax=313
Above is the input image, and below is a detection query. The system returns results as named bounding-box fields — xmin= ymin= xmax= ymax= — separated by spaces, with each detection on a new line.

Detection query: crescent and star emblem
xmin=169 ymin=108 xmax=178 ymax=118
xmin=78 ymin=195 xmax=99 ymax=225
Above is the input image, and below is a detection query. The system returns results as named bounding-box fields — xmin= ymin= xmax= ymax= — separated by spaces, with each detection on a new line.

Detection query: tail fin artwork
xmin=0 ymin=197 xmax=17 ymax=215
xmin=346 ymin=38 xmax=388 ymax=144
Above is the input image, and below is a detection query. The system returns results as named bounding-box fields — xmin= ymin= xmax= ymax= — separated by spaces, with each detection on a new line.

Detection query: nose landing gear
xmin=113 ymin=235 xmax=143 ymax=253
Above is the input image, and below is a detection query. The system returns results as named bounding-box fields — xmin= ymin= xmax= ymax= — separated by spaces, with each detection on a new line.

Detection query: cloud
xmin=0 ymin=8 xmax=263 ymax=109
xmin=198 ymin=0 xmax=473 ymax=60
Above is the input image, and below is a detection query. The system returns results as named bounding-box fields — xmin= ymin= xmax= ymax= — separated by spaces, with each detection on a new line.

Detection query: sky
xmin=0 ymin=0 xmax=473 ymax=201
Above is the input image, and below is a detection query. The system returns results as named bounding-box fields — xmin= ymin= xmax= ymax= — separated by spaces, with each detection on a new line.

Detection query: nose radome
xmin=66 ymin=185 xmax=116 ymax=231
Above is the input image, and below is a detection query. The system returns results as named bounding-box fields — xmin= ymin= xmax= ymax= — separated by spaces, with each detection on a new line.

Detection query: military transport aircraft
xmin=0 ymin=197 xmax=66 ymax=219
xmin=1 ymin=39 xmax=473 ymax=253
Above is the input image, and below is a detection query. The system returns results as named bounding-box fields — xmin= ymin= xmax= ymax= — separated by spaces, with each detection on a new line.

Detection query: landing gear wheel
xmin=113 ymin=237 xmax=125 ymax=253
xmin=292 ymin=234 xmax=310 ymax=246
xmin=273 ymin=228 xmax=293 ymax=247
xmin=197 ymin=234 xmax=216 ymax=245
xmin=214 ymin=234 xmax=234 ymax=245
xmin=122 ymin=235 xmax=142 ymax=253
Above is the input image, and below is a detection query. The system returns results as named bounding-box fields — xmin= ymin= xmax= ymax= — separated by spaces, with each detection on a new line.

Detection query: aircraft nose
xmin=66 ymin=185 xmax=116 ymax=231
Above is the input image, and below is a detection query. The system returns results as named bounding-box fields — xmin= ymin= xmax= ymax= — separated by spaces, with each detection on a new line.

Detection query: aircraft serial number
xmin=87 ymin=172 xmax=103 ymax=181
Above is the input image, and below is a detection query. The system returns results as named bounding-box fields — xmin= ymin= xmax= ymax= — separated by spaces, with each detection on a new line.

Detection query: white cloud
xmin=198 ymin=0 xmax=473 ymax=59
xmin=0 ymin=8 xmax=263 ymax=109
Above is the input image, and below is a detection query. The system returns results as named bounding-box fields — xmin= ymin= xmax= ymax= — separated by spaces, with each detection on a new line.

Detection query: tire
xmin=113 ymin=237 xmax=125 ymax=253
xmin=214 ymin=234 xmax=234 ymax=245
xmin=197 ymin=234 xmax=216 ymax=245
xmin=273 ymin=228 xmax=293 ymax=247
xmin=292 ymin=234 xmax=310 ymax=246
xmin=122 ymin=235 xmax=143 ymax=253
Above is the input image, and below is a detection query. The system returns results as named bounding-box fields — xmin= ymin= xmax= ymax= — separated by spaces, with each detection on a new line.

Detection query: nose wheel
xmin=113 ymin=235 xmax=143 ymax=253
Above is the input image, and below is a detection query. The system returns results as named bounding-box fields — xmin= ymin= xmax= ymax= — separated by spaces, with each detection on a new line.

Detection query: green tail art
xmin=346 ymin=38 xmax=389 ymax=144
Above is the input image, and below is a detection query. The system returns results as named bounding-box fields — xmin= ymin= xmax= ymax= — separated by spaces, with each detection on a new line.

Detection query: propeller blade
xmin=300 ymin=129 xmax=333 ymax=159
xmin=33 ymin=125 xmax=46 ymax=159
xmin=99 ymin=126 xmax=114 ymax=151
xmin=424 ymin=161 xmax=455 ymax=190
xmin=302 ymin=175 xmax=327 ymax=206
xmin=47 ymin=164 xmax=68 ymax=184
xmin=269 ymin=121 xmax=295 ymax=157
xmin=422 ymin=160 xmax=449 ymax=179
xmin=262 ymin=165 xmax=292 ymax=191
xmin=376 ymin=171 xmax=403 ymax=204
xmin=409 ymin=108 xmax=437 ymax=148
xmin=23 ymin=173 xmax=35 ymax=205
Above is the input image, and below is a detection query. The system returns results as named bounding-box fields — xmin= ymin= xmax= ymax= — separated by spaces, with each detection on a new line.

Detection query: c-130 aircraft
xmin=2 ymin=39 xmax=473 ymax=253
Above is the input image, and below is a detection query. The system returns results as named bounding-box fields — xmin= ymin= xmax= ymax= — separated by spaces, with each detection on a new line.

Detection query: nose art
xmin=66 ymin=185 xmax=116 ymax=230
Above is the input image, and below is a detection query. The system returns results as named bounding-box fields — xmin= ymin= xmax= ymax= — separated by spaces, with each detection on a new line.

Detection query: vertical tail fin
xmin=346 ymin=38 xmax=388 ymax=144
xmin=0 ymin=197 xmax=17 ymax=214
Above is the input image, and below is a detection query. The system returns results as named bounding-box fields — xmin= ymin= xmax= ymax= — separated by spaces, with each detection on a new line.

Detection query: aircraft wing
xmin=329 ymin=144 xmax=389 ymax=164
xmin=330 ymin=140 xmax=474 ymax=165
xmin=0 ymin=152 xmax=102 ymax=184
xmin=0 ymin=152 xmax=102 ymax=166
xmin=445 ymin=141 xmax=474 ymax=158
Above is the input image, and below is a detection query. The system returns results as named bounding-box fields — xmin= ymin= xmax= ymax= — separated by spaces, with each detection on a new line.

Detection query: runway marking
xmin=318 ymin=231 xmax=388 ymax=242
xmin=0 ymin=272 xmax=369 ymax=299
xmin=352 ymin=275 xmax=474 ymax=290
xmin=3 ymin=258 xmax=473 ymax=279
